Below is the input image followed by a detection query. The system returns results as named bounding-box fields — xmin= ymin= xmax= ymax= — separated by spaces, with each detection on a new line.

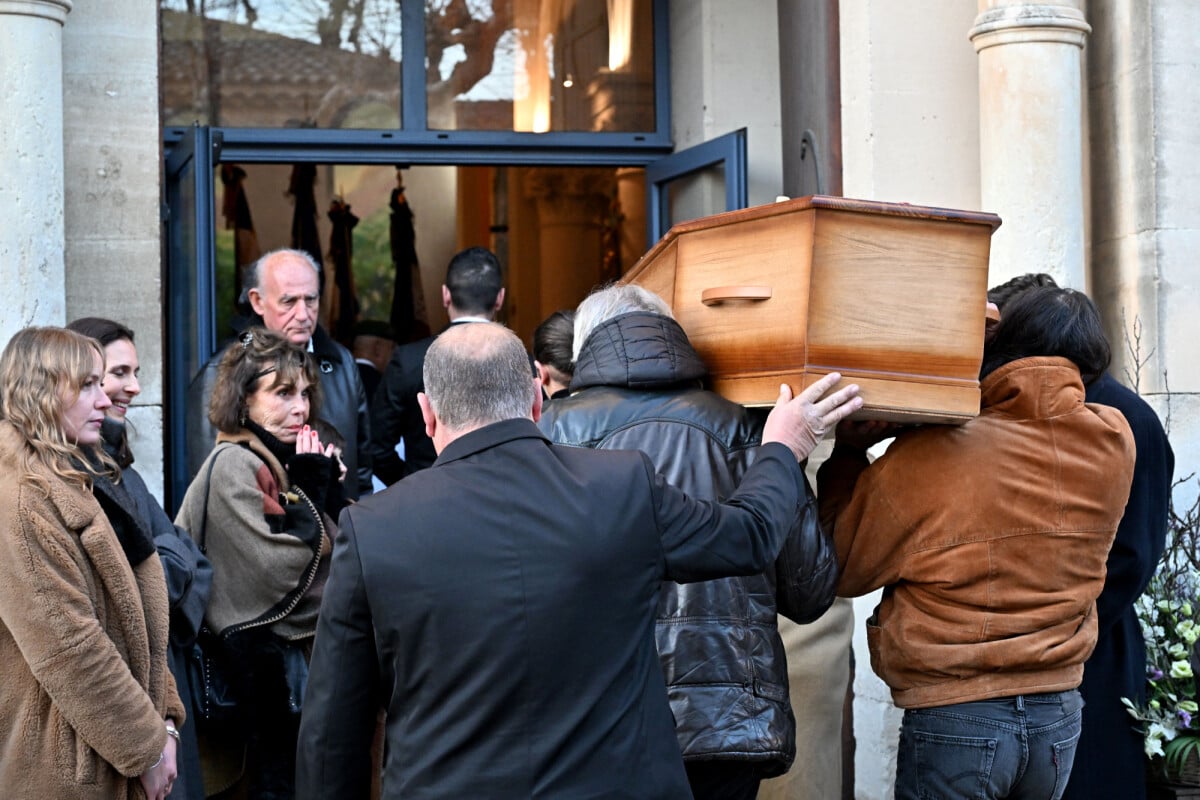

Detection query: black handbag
xmin=186 ymin=450 xmax=240 ymax=730
xmin=187 ymin=625 xmax=239 ymax=728
xmin=185 ymin=448 xmax=316 ymax=727
xmin=281 ymin=637 xmax=310 ymax=720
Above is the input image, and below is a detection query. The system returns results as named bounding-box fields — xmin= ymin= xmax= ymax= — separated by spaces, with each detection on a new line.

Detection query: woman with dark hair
xmin=533 ymin=309 xmax=575 ymax=400
xmin=66 ymin=316 xmax=212 ymax=800
xmin=819 ymin=286 xmax=1137 ymax=799
xmin=0 ymin=326 xmax=182 ymax=799
xmin=174 ymin=326 xmax=339 ymax=799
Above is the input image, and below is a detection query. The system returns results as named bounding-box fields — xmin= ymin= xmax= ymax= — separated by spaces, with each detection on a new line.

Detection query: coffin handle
xmin=700 ymin=286 xmax=773 ymax=306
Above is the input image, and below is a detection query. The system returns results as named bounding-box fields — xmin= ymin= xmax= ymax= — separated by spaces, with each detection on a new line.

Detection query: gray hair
xmin=240 ymin=248 xmax=323 ymax=305
xmin=572 ymin=283 xmax=674 ymax=362
xmin=423 ymin=323 xmax=535 ymax=431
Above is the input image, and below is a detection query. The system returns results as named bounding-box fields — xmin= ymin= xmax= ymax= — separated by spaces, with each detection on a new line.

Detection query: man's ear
xmin=418 ymin=392 xmax=438 ymax=440
xmin=531 ymin=376 xmax=544 ymax=424
xmin=247 ymin=287 xmax=266 ymax=316
xmin=441 ymin=285 xmax=452 ymax=310
xmin=493 ymin=287 xmax=506 ymax=313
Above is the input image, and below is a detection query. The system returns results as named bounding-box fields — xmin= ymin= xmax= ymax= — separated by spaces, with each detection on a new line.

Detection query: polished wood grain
xmin=624 ymin=195 xmax=1002 ymax=424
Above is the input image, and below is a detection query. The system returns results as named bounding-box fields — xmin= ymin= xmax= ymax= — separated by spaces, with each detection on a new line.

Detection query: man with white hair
xmin=539 ymin=283 xmax=839 ymax=798
xmin=186 ymin=248 xmax=373 ymax=499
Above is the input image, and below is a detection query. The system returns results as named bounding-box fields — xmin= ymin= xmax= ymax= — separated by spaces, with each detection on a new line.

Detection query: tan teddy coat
xmin=0 ymin=422 xmax=184 ymax=799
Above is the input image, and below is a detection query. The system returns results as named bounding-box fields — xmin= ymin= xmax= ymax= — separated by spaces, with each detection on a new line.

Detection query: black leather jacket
xmin=185 ymin=324 xmax=373 ymax=500
xmin=538 ymin=312 xmax=838 ymax=773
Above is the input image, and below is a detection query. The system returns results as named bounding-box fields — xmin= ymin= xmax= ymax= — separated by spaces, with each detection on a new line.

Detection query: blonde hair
xmin=0 ymin=326 xmax=116 ymax=493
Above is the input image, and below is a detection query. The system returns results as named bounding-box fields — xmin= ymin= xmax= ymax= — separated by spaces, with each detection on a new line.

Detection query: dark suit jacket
xmin=367 ymin=332 xmax=439 ymax=485
xmin=296 ymin=419 xmax=807 ymax=799
xmin=1063 ymin=373 xmax=1174 ymax=800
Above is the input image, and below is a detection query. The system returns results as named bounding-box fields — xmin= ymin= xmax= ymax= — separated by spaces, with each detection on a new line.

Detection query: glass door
xmin=644 ymin=128 xmax=747 ymax=243
xmin=164 ymin=124 xmax=217 ymax=509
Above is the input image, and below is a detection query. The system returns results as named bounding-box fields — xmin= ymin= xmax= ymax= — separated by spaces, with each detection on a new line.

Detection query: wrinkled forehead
xmin=263 ymin=256 xmax=320 ymax=296
xmin=266 ymin=364 xmax=311 ymax=387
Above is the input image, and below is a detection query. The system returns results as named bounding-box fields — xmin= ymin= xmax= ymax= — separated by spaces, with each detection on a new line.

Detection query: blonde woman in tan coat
xmin=0 ymin=327 xmax=185 ymax=800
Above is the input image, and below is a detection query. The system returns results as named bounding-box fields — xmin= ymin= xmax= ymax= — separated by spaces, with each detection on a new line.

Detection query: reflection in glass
xmin=426 ymin=0 xmax=655 ymax=132
xmin=161 ymin=1 xmax=656 ymax=134
xmin=160 ymin=1 xmax=402 ymax=129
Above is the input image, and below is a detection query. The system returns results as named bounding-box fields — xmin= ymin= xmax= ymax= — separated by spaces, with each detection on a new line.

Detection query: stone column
xmin=0 ymin=0 xmax=72 ymax=339
xmin=524 ymin=168 xmax=616 ymax=316
xmin=970 ymin=1 xmax=1090 ymax=289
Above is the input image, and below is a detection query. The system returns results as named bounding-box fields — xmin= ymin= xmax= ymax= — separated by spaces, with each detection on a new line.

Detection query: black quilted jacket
xmin=538 ymin=312 xmax=838 ymax=773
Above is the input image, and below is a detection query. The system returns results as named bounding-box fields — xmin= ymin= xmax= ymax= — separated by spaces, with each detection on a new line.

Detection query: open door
xmin=164 ymin=125 xmax=217 ymax=510
xmin=644 ymin=128 xmax=748 ymax=244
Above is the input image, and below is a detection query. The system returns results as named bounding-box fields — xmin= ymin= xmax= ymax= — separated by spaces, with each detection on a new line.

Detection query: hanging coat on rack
xmin=388 ymin=182 xmax=429 ymax=343
xmin=220 ymin=165 xmax=261 ymax=310
xmin=327 ymin=198 xmax=360 ymax=347
xmin=288 ymin=163 xmax=324 ymax=290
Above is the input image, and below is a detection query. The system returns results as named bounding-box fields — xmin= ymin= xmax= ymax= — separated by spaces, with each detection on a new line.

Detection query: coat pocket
xmin=51 ymin=707 xmax=98 ymax=785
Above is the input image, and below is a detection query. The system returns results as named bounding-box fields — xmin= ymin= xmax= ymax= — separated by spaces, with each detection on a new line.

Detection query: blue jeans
xmin=894 ymin=691 xmax=1083 ymax=800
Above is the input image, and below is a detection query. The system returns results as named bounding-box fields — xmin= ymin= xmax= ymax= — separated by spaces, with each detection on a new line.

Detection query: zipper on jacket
xmin=219 ymin=485 xmax=326 ymax=640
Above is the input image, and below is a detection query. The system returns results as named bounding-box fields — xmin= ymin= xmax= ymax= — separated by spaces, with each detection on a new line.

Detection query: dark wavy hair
xmin=208 ymin=327 xmax=323 ymax=434
xmin=533 ymin=309 xmax=575 ymax=379
xmin=66 ymin=317 xmax=137 ymax=467
xmin=979 ymin=285 xmax=1111 ymax=385
xmin=987 ymin=273 xmax=1058 ymax=311
xmin=66 ymin=317 xmax=135 ymax=349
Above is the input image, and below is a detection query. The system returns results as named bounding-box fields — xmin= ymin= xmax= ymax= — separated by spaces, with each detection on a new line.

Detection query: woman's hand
xmin=295 ymin=424 xmax=338 ymax=458
xmin=138 ymin=734 xmax=178 ymax=799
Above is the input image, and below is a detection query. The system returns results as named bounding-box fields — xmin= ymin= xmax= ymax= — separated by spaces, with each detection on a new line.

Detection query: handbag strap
xmin=195 ymin=446 xmax=226 ymax=554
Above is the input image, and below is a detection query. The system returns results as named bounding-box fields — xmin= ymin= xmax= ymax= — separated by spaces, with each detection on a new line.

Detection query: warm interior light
xmin=563 ymin=73 xmax=574 ymax=88
xmin=608 ymin=0 xmax=633 ymax=71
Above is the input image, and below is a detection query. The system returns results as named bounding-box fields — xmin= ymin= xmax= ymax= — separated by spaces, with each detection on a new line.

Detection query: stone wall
xmin=1088 ymin=0 xmax=1200 ymax=509
xmin=837 ymin=1 xmax=982 ymax=794
xmin=62 ymin=0 xmax=166 ymax=500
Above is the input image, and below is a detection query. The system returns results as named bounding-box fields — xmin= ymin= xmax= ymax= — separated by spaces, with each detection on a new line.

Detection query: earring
xmin=239 ymin=408 xmax=247 ymax=426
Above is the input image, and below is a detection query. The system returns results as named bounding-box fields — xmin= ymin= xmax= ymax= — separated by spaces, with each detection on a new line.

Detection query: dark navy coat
xmin=1063 ymin=373 xmax=1174 ymax=800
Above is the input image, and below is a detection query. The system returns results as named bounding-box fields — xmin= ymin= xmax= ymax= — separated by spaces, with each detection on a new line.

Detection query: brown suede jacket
xmin=818 ymin=357 xmax=1136 ymax=709
xmin=0 ymin=422 xmax=184 ymax=799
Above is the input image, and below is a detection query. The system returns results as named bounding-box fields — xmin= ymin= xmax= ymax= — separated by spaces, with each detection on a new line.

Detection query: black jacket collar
xmin=434 ymin=418 xmax=549 ymax=467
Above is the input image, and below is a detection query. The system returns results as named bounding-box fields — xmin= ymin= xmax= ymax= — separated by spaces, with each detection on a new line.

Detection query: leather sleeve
xmin=773 ymin=474 xmax=840 ymax=624
xmin=658 ymin=443 xmax=806 ymax=583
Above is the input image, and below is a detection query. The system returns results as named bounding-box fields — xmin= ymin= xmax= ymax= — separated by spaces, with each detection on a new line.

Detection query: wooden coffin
xmin=624 ymin=195 xmax=1002 ymax=424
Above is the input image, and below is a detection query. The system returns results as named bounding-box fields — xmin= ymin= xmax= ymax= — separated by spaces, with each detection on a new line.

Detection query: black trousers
xmin=685 ymin=761 xmax=765 ymax=800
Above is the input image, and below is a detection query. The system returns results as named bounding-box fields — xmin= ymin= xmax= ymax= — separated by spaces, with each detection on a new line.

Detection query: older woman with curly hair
xmin=175 ymin=326 xmax=340 ymax=800
xmin=0 ymin=326 xmax=183 ymax=800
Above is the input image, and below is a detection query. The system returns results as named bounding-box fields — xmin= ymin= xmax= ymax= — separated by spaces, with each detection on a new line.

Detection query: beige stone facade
xmin=2 ymin=0 xmax=1195 ymax=795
